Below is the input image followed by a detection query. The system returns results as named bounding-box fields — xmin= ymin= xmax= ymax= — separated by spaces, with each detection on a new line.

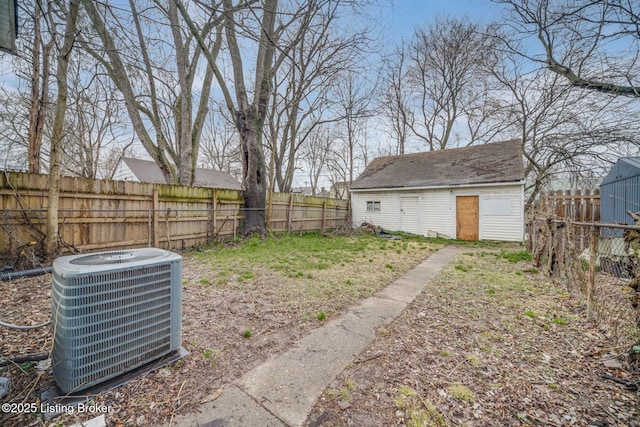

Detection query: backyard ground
xmin=1 ymin=232 xmax=441 ymax=426
xmin=307 ymin=249 xmax=640 ymax=426
xmin=1 ymin=232 xmax=639 ymax=426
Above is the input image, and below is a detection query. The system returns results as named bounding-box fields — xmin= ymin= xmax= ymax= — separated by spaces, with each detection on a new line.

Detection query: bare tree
xmin=25 ymin=1 xmax=54 ymax=173
xmin=326 ymin=134 xmax=351 ymax=197
xmin=177 ymin=0 xmax=369 ymax=230
xmin=59 ymin=62 xmax=129 ymax=179
xmin=0 ymin=1 xmax=57 ymax=173
xmin=406 ymin=17 xmax=504 ymax=150
xmin=199 ymin=103 xmax=241 ymax=176
xmin=379 ymin=44 xmax=411 ymax=155
xmin=492 ymin=49 xmax=640 ymax=210
xmin=332 ymin=68 xmax=375 ymax=185
xmin=496 ymin=0 xmax=640 ymax=96
xmin=45 ymin=0 xmax=81 ymax=257
xmin=265 ymin=1 xmax=368 ymax=193
xmin=0 ymin=87 xmax=33 ymax=170
xmin=79 ymin=0 xmax=216 ymax=185
xmin=301 ymin=125 xmax=335 ymax=196
xmin=5 ymin=1 xmax=168 ymax=179
xmin=176 ymin=0 xmax=278 ymax=229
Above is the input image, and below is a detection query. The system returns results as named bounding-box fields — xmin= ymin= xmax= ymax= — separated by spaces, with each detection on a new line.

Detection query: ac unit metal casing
xmin=51 ymin=248 xmax=182 ymax=394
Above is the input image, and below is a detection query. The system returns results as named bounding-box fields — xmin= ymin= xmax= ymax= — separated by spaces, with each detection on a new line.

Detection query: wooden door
xmin=456 ymin=196 xmax=479 ymax=241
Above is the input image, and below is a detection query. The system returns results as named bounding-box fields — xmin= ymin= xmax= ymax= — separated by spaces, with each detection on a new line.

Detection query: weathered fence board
xmin=0 ymin=172 xmax=349 ymax=266
xmin=539 ymin=189 xmax=600 ymax=221
xmin=268 ymin=192 xmax=349 ymax=233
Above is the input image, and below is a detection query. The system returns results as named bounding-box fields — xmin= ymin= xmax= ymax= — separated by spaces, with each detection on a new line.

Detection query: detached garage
xmin=350 ymin=139 xmax=525 ymax=242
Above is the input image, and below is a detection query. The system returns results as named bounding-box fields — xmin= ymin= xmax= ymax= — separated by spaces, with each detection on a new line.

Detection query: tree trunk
xmin=45 ymin=0 xmax=81 ymax=259
xmin=235 ymin=106 xmax=267 ymax=231
xmin=27 ymin=5 xmax=52 ymax=174
xmin=82 ymin=0 xmax=175 ymax=184
xmin=168 ymin=0 xmax=194 ymax=186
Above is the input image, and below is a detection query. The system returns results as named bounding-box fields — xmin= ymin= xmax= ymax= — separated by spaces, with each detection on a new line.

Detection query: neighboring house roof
xmin=351 ymin=139 xmax=525 ymax=190
xmin=120 ymin=157 xmax=242 ymax=190
xmin=291 ymin=186 xmax=313 ymax=195
xmin=600 ymin=157 xmax=640 ymax=186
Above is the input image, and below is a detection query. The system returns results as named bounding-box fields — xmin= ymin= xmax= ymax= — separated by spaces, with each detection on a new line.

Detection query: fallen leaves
xmin=308 ymin=249 xmax=640 ymax=426
xmin=1 ymin=237 xmax=439 ymax=426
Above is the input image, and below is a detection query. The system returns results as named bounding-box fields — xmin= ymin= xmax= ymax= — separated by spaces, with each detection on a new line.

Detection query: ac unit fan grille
xmin=52 ymin=250 xmax=181 ymax=393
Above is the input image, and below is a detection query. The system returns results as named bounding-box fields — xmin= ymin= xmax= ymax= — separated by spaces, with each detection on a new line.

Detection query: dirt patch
xmin=307 ymin=249 xmax=640 ymax=426
xmin=0 ymin=234 xmax=438 ymax=426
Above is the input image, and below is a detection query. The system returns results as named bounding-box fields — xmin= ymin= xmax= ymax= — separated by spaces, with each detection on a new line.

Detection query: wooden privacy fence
xmin=539 ymin=189 xmax=600 ymax=221
xmin=268 ymin=192 xmax=350 ymax=233
xmin=0 ymin=171 xmax=349 ymax=266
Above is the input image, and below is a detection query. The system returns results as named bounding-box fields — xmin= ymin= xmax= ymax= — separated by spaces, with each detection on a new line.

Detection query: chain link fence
xmin=1 ymin=204 xmax=350 ymax=268
xmin=0 ymin=171 xmax=351 ymax=268
xmin=1 ymin=207 xmax=267 ymax=257
xmin=531 ymin=219 xmax=640 ymax=346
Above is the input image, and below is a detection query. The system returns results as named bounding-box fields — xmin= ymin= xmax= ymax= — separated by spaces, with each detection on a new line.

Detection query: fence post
xmin=547 ymin=220 xmax=555 ymax=276
xmin=211 ymin=191 xmax=218 ymax=239
xmin=152 ymin=189 xmax=159 ymax=247
xmin=233 ymin=210 xmax=237 ymax=240
xmin=266 ymin=191 xmax=272 ymax=232
xmin=287 ymin=194 xmax=293 ymax=233
xmin=322 ymin=201 xmax=327 ymax=233
xmin=587 ymin=225 xmax=597 ymax=320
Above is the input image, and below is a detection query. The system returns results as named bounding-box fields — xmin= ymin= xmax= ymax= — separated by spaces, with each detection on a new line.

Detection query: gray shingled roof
xmin=351 ymin=139 xmax=525 ymax=190
xmin=122 ymin=157 xmax=242 ymax=190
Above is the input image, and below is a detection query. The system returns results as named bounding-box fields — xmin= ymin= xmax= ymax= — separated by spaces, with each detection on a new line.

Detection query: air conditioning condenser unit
xmin=51 ymin=248 xmax=182 ymax=394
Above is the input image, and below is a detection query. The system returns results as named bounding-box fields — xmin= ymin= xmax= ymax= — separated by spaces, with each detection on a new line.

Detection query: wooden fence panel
xmin=268 ymin=192 xmax=349 ymax=233
xmin=539 ymin=189 xmax=600 ymax=221
xmin=0 ymin=172 xmax=349 ymax=265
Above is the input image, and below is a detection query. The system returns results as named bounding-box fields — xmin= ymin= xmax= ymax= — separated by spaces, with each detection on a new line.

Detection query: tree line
xmin=0 ymin=0 xmax=639 ymax=256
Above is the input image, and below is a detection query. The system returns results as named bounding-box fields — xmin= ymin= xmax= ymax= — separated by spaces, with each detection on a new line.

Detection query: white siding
xmin=352 ymin=192 xmax=401 ymax=230
xmin=477 ymin=185 xmax=524 ymax=241
xmin=352 ymin=182 xmax=524 ymax=242
xmin=111 ymin=160 xmax=136 ymax=181
xmin=422 ymin=189 xmax=455 ymax=238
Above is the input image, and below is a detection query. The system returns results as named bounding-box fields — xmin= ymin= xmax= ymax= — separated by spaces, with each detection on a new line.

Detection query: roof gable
xmin=121 ymin=157 xmax=241 ymax=190
xmin=601 ymin=157 xmax=640 ymax=187
xmin=351 ymin=139 xmax=525 ymax=190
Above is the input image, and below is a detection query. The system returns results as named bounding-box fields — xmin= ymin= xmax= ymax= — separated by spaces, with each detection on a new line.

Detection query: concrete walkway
xmin=169 ymin=246 xmax=461 ymax=427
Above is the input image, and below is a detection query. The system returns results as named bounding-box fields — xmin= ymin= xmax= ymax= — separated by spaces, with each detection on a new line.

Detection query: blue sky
xmin=382 ymin=0 xmax=500 ymax=41
xmin=0 ymin=0 xmax=507 ymax=184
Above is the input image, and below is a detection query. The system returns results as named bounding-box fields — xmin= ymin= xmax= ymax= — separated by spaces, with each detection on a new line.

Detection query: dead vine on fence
xmin=531 ymin=216 xmax=640 ymax=370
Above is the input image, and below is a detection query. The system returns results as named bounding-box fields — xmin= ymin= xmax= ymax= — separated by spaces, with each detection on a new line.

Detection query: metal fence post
xmin=587 ymin=225 xmax=597 ymax=320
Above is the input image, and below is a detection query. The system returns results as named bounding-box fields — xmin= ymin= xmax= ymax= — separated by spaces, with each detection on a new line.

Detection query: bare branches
xmin=397 ymin=17 xmax=504 ymax=150
xmin=497 ymin=0 xmax=640 ymax=96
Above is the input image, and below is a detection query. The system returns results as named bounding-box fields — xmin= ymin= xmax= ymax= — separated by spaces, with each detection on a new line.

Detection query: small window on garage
xmin=366 ymin=201 xmax=381 ymax=212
